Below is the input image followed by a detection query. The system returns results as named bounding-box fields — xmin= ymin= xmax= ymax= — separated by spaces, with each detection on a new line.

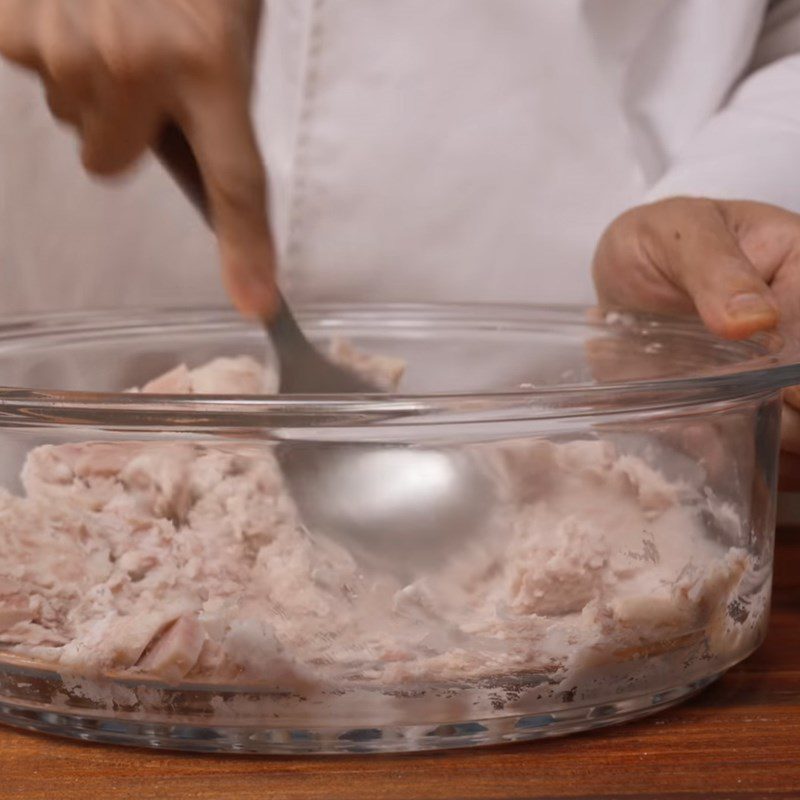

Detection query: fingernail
xmin=726 ymin=292 xmax=777 ymax=321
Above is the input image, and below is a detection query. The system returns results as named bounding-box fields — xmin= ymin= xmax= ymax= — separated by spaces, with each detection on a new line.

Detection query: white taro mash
xmin=0 ymin=344 xmax=765 ymax=703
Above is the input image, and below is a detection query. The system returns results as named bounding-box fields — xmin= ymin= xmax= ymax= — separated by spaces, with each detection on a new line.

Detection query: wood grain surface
xmin=3 ymin=530 xmax=799 ymax=800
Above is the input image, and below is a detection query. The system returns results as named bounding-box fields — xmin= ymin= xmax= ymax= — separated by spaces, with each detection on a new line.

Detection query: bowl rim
xmin=0 ymin=302 xmax=797 ymax=427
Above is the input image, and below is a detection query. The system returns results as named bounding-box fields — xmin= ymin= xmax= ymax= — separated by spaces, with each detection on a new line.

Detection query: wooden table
xmin=3 ymin=532 xmax=799 ymax=800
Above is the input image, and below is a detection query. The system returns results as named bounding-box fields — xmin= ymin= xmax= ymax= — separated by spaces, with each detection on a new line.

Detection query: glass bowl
xmin=0 ymin=304 xmax=797 ymax=754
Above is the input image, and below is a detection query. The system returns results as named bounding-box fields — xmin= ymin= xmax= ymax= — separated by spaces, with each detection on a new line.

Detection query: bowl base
xmin=0 ymin=673 xmax=720 ymax=755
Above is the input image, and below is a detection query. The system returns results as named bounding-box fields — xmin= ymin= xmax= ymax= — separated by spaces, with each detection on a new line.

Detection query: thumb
xmin=670 ymin=213 xmax=778 ymax=339
xmin=653 ymin=200 xmax=778 ymax=339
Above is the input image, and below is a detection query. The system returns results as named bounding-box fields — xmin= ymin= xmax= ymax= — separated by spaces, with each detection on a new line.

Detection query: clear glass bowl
xmin=0 ymin=304 xmax=797 ymax=754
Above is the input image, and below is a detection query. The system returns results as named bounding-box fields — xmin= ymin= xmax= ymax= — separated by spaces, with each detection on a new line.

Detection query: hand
xmin=0 ymin=0 xmax=276 ymax=318
xmin=593 ymin=197 xmax=800 ymax=487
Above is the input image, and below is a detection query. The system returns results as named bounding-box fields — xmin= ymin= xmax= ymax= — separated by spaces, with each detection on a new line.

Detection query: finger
xmin=646 ymin=200 xmax=778 ymax=339
xmin=0 ymin=0 xmax=42 ymax=69
xmin=594 ymin=209 xmax=701 ymax=319
xmin=80 ymin=79 xmax=162 ymax=175
xmin=38 ymin=0 xmax=98 ymax=126
xmin=726 ymin=200 xmax=800 ymax=324
xmin=43 ymin=76 xmax=81 ymax=125
xmin=179 ymin=84 xmax=277 ymax=318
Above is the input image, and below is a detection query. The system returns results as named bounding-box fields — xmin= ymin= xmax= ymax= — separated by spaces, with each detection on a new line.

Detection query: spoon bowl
xmin=155 ymin=125 xmax=491 ymax=574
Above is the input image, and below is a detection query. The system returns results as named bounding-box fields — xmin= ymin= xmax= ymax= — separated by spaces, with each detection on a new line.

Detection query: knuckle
xmin=101 ymin=43 xmax=154 ymax=85
xmin=649 ymin=196 xmax=713 ymax=226
xmin=176 ymin=42 xmax=217 ymax=75
xmin=39 ymin=5 xmax=93 ymax=83
xmin=94 ymin=15 xmax=155 ymax=85
xmin=44 ymin=41 xmax=92 ymax=85
xmin=172 ymin=15 xmax=238 ymax=77
xmin=669 ymin=195 xmax=717 ymax=218
xmin=608 ymin=205 xmax=648 ymax=243
xmin=692 ymin=198 xmax=722 ymax=223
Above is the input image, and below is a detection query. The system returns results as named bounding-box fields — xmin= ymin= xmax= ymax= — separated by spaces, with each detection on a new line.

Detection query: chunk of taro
xmin=137 ymin=614 xmax=206 ymax=681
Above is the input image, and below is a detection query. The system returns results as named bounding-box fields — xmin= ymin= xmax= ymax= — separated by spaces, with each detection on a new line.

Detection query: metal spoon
xmin=154 ymin=124 xmax=491 ymax=576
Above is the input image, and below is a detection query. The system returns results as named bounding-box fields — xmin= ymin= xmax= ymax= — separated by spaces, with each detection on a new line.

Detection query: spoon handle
xmin=154 ymin=124 xmax=211 ymax=224
xmin=153 ymin=123 xmax=309 ymax=354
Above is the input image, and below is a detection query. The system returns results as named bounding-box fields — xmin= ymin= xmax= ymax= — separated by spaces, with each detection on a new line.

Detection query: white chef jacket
xmin=1 ymin=0 xmax=800 ymax=314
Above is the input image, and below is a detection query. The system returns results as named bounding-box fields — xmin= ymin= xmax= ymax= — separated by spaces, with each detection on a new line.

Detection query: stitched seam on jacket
xmin=282 ymin=0 xmax=326 ymax=291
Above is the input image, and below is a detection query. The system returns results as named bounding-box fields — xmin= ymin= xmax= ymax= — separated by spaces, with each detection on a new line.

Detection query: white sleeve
xmin=645 ymin=0 xmax=800 ymax=212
